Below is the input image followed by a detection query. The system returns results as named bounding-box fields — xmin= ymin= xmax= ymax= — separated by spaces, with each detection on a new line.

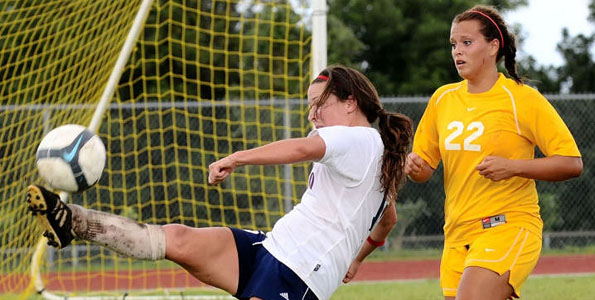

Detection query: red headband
xmin=470 ymin=10 xmax=504 ymax=48
xmin=316 ymin=74 xmax=329 ymax=81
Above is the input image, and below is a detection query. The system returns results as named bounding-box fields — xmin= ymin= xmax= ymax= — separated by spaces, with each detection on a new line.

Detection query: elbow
xmin=558 ymin=156 xmax=583 ymax=180
xmin=387 ymin=218 xmax=398 ymax=231
xmin=379 ymin=208 xmax=398 ymax=230
xmin=570 ymin=157 xmax=583 ymax=178
xmin=382 ymin=216 xmax=398 ymax=230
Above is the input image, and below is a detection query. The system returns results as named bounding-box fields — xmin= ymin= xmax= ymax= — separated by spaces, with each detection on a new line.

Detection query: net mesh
xmin=0 ymin=0 xmax=312 ymax=296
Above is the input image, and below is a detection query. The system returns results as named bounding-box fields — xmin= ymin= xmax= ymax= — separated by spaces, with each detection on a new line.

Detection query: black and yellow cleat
xmin=27 ymin=185 xmax=74 ymax=249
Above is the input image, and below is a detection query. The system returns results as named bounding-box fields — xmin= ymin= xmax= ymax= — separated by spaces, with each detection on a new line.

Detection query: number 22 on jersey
xmin=444 ymin=121 xmax=484 ymax=151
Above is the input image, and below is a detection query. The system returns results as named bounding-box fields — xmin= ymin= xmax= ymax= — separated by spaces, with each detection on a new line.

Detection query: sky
xmin=505 ymin=0 xmax=594 ymax=67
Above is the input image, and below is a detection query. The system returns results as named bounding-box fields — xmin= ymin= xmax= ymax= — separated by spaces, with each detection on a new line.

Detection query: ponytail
xmin=503 ymin=33 xmax=522 ymax=84
xmin=377 ymin=110 xmax=413 ymax=201
xmin=313 ymin=65 xmax=413 ymax=201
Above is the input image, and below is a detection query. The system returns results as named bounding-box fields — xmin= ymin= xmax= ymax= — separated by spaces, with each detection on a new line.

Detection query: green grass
xmin=332 ymin=279 xmax=443 ymax=299
xmin=4 ymin=274 xmax=595 ymax=300
xmin=1 ymin=288 xmax=228 ymax=300
xmin=3 ymin=246 xmax=594 ymax=299
xmin=540 ymin=245 xmax=595 ymax=256
xmin=331 ymin=274 xmax=595 ymax=299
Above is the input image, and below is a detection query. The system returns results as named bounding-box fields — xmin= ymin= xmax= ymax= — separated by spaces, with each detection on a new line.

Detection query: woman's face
xmin=450 ymin=19 xmax=498 ymax=80
xmin=307 ymin=82 xmax=347 ymax=129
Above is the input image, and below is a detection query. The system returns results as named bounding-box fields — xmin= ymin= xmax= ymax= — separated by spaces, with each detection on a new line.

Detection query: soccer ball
xmin=36 ymin=124 xmax=106 ymax=192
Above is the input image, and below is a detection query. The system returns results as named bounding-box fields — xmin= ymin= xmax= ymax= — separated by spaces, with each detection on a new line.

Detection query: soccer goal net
xmin=0 ymin=0 xmax=323 ymax=298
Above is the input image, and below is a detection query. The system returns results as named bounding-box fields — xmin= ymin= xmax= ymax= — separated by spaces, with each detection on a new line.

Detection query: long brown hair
xmin=454 ymin=5 xmax=524 ymax=84
xmin=312 ymin=65 xmax=413 ymax=201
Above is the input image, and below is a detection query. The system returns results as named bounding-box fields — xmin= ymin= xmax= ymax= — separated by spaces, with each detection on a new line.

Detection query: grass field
xmin=3 ymin=273 xmax=595 ymax=300
xmin=331 ymin=274 xmax=595 ymax=299
xmin=3 ymin=246 xmax=594 ymax=299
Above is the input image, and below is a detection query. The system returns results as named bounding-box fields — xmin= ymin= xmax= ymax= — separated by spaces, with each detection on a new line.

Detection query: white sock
xmin=70 ymin=204 xmax=166 ymax=260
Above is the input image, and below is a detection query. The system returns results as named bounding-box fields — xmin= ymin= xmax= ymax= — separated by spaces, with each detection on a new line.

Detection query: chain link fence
xmin=2 ymin=94 xmax=593 ymax=263
xmin=384 ymin=94 xmax=595 ymax=251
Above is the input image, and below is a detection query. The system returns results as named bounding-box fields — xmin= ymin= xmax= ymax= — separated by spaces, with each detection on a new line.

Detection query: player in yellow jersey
xmin=405 ymin=5 xmax=583 ymax=300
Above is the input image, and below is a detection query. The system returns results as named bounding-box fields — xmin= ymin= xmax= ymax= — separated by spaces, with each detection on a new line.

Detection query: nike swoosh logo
xmin=485 ymin=248 xmax=496 ymax=252
xmin=63 ymin=135 xmax=84 ymax=162
xmin=467 ymin=107 xmax=476 ymax=111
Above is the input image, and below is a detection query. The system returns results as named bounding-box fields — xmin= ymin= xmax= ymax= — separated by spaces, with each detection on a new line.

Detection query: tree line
xmin=326 ymin=0 xmax=595 ymax=95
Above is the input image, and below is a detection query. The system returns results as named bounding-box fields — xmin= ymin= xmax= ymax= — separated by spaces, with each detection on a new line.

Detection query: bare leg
xmin=163 ymin=225 xmax=239 ymax=294
xmin=28 ymin=185 xmax=241 ymax=295
xmin=456 ymin=266 xmax=513 ymax=300
xmin=72 ymin=210 xmax=241 ymax=294
xmin=72 ymin=209 xmax=242 ymax=294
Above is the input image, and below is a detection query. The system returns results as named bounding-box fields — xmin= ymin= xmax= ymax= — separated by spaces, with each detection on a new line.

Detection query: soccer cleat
xmin=27 ymin=185 xmax=74 ymax=249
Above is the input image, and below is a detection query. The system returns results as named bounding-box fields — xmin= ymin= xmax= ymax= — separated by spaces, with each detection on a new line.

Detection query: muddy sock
xmin=70 ymin=204 xmax=166 ymax=260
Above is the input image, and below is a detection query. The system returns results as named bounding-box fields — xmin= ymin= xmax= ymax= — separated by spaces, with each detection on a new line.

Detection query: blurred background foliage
xmin=326 ymin=0 xmax=594 ymax=95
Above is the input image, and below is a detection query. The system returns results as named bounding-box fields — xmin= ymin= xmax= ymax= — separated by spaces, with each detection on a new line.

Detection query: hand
xmin=405 ymin=152 xmax=424 ymax=176
xmin=342 ymin=260 xmax=362 ymax=283
xmin=208 ymin=156 xmax=236 ymax=185
xmin=476 ymin=156 xmax=518 ymax=181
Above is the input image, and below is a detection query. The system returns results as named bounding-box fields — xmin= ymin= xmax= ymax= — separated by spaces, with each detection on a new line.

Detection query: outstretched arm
xmin=208 ymin=135 xmax=326 ymax=185
xmin=476 ymin=155 xmax=582 ymax=182
xmin=343 ymin=200 xmax=397 ymax=283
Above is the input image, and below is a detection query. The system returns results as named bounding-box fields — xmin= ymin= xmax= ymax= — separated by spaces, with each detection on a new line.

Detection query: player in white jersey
xmin=27 ymin=65 xmax=413 ymax=300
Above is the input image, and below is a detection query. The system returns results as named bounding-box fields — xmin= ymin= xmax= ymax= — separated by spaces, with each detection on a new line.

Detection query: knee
xmin=163 ymin=224 xmax=195 ymax=260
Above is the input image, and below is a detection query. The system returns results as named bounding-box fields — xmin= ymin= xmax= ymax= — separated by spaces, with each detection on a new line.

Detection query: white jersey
xmin=262 ymin=125 xmax=386 ymax=300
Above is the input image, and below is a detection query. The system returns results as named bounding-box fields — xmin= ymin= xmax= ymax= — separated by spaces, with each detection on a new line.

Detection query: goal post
xmin=0 ymin=0 xmax=325 ymax=298
xmin=311 ymin=0 xmax=328 ymax=78
xmin=29 ymin=0 xmax=155 ymax=299
xmin=87 ymin=0 xmax=155 ymax=133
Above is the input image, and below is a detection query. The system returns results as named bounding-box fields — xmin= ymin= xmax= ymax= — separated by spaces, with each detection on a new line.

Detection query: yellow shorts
xmin=440 ymin=225 xmax=541 ymax=298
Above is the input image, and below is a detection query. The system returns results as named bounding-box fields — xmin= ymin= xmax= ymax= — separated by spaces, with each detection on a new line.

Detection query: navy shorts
xmin=230 ymin=227 xmax=319 ymax=300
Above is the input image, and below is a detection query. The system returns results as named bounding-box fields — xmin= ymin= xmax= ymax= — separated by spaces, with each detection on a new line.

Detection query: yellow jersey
xmin=413 ymin=73 xmax=581 ymax=246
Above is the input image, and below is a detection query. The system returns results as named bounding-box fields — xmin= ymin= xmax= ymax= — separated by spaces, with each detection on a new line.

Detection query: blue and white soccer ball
xmin=36 ymin=124 xmax=106 ymax=192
